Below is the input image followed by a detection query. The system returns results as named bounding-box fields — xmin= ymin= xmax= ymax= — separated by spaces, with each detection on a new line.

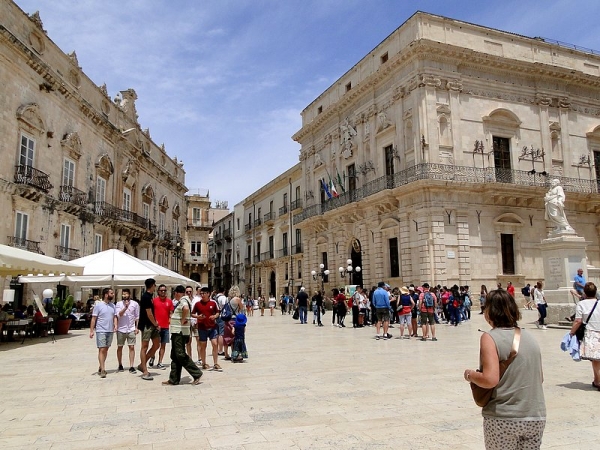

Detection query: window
xmin=317 ymin=106 xmax=323 ymax=114
xmin=269 ymin=200 xmax=273 ymax=214
xmin=159 ymin=212 xmax=165 ymax=231
xmin=62 ymin=158 xmax=75 ymax=187
xmin=295 ymin=186 xmax=300 ymax=201
xmin=380 ymin=52 xmax=388 ymax=64
xmin=389 ymin=238 xmax=399 ymax=278
xmin=60 ymin=224 xmax=71 ymax=250
xmin=123 ymin=188 xmax=131 ymax=211
xmin=247 ymin=245 xmax=251 ymax=262
xmin=96 ymin=177 xmax=106 ymax=202
xmin=192 ymin=207 xmax=201 ymax=223
xmin=282 ymin=232 xmax=288 ymax=255
xmin=285 ymin=263 xmax=289 ymax=280
xmin=191 ymin=241 xmax=201 ymax=255
xmin=297 ymin=260 xmax=302 ymax=279
xmin=94 ymin=234 xmax=103 ymax=253
xmin=345 ymin=82 xmax=352 ymax=92
xmin=295 ymin=229 xmax=301 ymax=253
xmin=384 ymin=145 xmax=395 ymax=176
xmin=322 ymin=252 xmax=328 ymax=283
xmin=172 ymin=218 xmax=179 ymax=236
xmin=283 ymin=193 xmax=288 ymax=207
xmin=15 ymin=211 xmax=28 ymax=241
xmin=237 ymin=218 xmax=240 ymax=231
xmin=256 ymin=241 xmax=261 ymax=260
xmin=268 ymin=235 xmax=274 ymax=258
xmin=501 ymin=234 xmax=515 ymax=274
xmin=19 ymin=134 xmax=35 ymax=167
xmin=143 ymin=203 xmax=150 ymax=220
xmin=347 ymin=164 xmax=356 ymax=193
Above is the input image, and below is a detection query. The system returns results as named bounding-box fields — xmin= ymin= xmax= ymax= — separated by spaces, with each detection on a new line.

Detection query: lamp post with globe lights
xmin=311 ymin=263 xmax=330 ymax=292
xmin=339 ymin=259 xmax=361 ymax=285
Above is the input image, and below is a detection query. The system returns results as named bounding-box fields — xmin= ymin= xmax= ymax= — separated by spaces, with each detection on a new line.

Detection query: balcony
xmin=277 ymin=247 xmax=289 ymax=258
xmin=261 ymin=251 xmax=274 ymax=261
xmin=294 ymin=162 xmax=600 ymax=224
xmin=223 ymin=228 xmax=232 ymax=240
xmin=254 ymin=218 xmax=262 ymax=227
xmin=184 ymin=253 xmax=209 ymax=265
xmin=93 ymin=202 xmax=150 ymax=230
xmin=55 ymin=245 xmax=80 ymax=261
xmin=14 ymin=165 xmax=53 ymax=193
xmin=244 ymin=257 xmax=251 ymax=265
xmin=59 ymin=185 xmax=88 ymax=207
xmin=253 ymin=254 xmax=261 ymax=263
xmin=187 ymin=219 xmax=212 ymax=229
xmin=263 ymin=212 xmax=275 ymax=223
xmin=7 ymin=236 xmax=43 ymax=254
xmin=292 ymin=243 xmax=303 ymax=254
xmin=290 ymin=199 xmax=302 ymax=211
xmin=279 ymin=205 xmax=288 ymax=217
xmin=157 ymin=229 xmax=172 ymax=243
xmin=245 ymin=223 xmax=252 ymax=232
xmin=214 ymin=231 xmax=222 ymax=241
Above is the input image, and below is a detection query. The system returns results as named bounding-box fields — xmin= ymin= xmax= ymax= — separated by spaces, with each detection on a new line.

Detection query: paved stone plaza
xmin=0 ymin=309 xmax=598 ymax=449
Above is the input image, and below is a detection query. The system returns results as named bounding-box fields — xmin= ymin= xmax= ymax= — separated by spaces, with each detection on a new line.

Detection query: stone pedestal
xmin=540 ymin=235 xmax=588 ymax=324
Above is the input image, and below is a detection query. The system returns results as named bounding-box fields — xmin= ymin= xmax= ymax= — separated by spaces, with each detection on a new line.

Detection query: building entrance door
xmin=493 ymin=136 xmax=512 ymax=183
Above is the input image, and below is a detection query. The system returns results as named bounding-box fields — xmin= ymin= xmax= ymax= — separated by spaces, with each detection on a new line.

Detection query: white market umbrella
xmin=0 ymin=243 xmax=83 ymax=277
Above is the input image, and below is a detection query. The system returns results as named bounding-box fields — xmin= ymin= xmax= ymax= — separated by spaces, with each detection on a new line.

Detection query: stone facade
xmin=292 ymin=12 xmax=600 ymax=292
xmin=230 ymin=164 xmax=303 ymax=297
xmin=0 ymin=3 xmax=187 ymax=284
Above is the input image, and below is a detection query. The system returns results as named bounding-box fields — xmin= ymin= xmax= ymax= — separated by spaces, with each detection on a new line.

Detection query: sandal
xmin=592 ymin=381 xmax=600 ymax=391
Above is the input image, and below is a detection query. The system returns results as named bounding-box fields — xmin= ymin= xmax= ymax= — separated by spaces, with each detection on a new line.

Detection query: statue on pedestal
xmin=544 ymin=179 xmax=575 ymax=235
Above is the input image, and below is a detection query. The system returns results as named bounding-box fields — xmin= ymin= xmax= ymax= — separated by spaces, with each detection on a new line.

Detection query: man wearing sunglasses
xmin=152 ymin=284 xmax=173 ymax=370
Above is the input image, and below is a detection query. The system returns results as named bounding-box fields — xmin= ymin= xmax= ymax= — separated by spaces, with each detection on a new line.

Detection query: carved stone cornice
xmin=536 ymin=94 xmax=552 ymax=106
xmin=446 ymin=79 xmax=463 ymax=92
xmin=419 ymin=74 xmax=442 ymax=88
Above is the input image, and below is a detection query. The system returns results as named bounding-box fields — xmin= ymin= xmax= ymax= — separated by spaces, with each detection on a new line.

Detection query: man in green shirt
xmin=162 ymin=285 xmax=202 ymax=386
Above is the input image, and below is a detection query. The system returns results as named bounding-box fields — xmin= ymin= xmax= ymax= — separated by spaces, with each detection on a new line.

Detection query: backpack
xmin=424 ymin=292 xmax=434 ymax=308
xmin=220 ymin=300 xmax=234 ymax=321
xmin=463 ymin=295 xmax=471 ymax=308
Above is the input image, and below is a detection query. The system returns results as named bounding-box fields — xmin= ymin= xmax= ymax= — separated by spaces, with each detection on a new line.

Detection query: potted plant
xmin=53 ymin=294 xmax=74 ymax=335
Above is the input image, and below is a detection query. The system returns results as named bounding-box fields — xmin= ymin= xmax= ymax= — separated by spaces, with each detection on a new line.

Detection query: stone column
xmin=398 ymin=212 xmax=412 ymax=282
xmin=456 ymin=211 xmax=471 ymax=284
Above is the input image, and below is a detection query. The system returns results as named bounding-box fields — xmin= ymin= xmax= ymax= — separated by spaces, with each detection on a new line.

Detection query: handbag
xmin=575 ymin=300 xmax=598 ymax=342
xmin=292 ymin=308 xmax=299 ymax=320
xmin=470 ymin=327 xmax=521 ymax=407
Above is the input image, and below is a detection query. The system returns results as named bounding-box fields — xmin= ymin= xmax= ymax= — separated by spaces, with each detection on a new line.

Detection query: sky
xmin=13 ymin=0 xmax=600 ymax=208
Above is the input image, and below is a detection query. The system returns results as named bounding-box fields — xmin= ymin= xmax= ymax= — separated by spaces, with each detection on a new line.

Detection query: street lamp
xmin=339 ymin=259 xmax=361 ymax=284
xmin=311 ymin=263 xmax=330 ymax=292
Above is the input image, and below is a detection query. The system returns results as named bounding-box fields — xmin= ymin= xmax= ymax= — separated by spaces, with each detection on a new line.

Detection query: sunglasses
xmin=158 ymin=290 xmax=167 ymax=293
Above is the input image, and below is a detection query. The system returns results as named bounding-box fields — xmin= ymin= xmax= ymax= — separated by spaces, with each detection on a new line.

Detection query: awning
xmin=0 ymin=244 xmax=84 ymax=277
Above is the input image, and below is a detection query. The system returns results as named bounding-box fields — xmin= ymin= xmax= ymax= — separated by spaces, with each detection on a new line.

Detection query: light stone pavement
xmin=0 ymin=309 xmax=598 ymax=450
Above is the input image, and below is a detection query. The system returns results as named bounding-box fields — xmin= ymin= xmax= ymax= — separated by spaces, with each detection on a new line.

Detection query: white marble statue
xmin=544 ymin=179 xmax=575 ymax=235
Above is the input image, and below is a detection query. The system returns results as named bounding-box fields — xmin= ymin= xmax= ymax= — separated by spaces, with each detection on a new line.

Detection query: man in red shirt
xmin=191 ymin=287 xmax=222 ymax=371
xmin=507 ymin=281 xmax=515 ymax=298
xmin=152 ymin=284 xmax=174 ymax=370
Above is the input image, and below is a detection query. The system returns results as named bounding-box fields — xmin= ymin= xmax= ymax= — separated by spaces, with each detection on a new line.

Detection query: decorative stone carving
xmin=159 ymin=195 xmax=169 ymax=212
xmin=29 ymin=11 xmax=46 ymax=33
xmin=67 ymin=51 xmax=80 ymax=68
xmin=120 ymin=89 xmax=139 ymax=122
xmin=446 ymin=79 xmax=463 ymax=92
xmin=28 ymin=29 xmax=45 ymax=54
xmin=364 ymin=121 xmax=370 ymax=141
xmin=536 ymin=94 xmax=552 ymax=106
xmin=172 ymin=202 xmax=181 ymax=218
xmin=101 ymin=99 xmax=110 ymax=115
xmin=559 ymin=97 xmax=571 ymax=109
xmin=340 ymin=117 xmax=357 ymax=159
xmin=392 ymin=86 xmax=404 ymax=101
xmin=60 ymin=131 xmax=82 ymax=160
xmin=324 ymin=134 xmax=332 ymax=145
xmin=366 ymin=105 xmax=377 ymax=119
xmin=314 ymin=153 xmax=323 ymax=167
xmin=419 ymin=74 xmax=441 ymax=88
xmin=549 ymin=122 xmax=561 ymax=132
xmin=16 ymin=103 xmax=45 ymax=135
xmin=141 ymin=183 xmax=155 ymax=203
xmin=377 ymin=110 xmax=393 ymax=132
xmin=122 ymin=159 xmax=138 ymax=188
xmin=95 ymin=153 xmax=114 ymax=179
xmin=69 ymin=69 xmax=81 ymax=88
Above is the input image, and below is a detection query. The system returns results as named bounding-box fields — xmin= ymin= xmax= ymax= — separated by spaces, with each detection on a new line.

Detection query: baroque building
xmin=292 ymin=12 xmax=600 ymax=291
xmin=0 ymin=2 xmax=187 ymax=291
xmin=229 ymin=163 xmax=303 ymax=297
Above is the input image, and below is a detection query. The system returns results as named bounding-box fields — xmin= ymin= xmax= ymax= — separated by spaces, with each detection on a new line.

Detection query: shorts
xmin=376 ymin=308 xmax=390 ymax=323
xmin=96 ymin=332 xmax=113 ymax=348
xmin=398 ymin=313 xmax=411 ymax=326
xmin=420 ymin=312 xmax=435 ymax=325
xmin=141 ymin=325 xmax=160 ymax=341
xmin=116 ymin=331 xmax=136 ymax=346
xmin=198 ymin=328 xmax=219 ymax=342
xmin=216 ymin=317 xmax=225 ymax=336
xmin=159 ymin=328 xmax=170 ymax=344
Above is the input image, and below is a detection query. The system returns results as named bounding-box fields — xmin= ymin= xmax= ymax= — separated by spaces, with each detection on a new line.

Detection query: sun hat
xmin=235 ymin=313 xmax=247 ymax=326
xmin=400 ymin=286 xmax=409 ymax=295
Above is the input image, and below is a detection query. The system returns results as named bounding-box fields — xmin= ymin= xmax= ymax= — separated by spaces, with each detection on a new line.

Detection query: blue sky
xmin=14 ymin=0 xmax=600 ymax=208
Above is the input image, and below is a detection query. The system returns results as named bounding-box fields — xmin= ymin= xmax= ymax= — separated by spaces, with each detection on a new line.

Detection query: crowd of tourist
xmin=89 ymin=278 xmax=249 ymax=384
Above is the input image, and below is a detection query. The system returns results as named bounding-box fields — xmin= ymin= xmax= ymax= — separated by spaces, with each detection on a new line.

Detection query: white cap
xmin=300 ymin=287 xmax=305 ymax=291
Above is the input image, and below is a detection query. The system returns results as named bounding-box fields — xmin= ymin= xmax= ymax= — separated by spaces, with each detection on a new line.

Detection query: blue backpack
xmin=424 ymin=292 xmax=435 ymax=308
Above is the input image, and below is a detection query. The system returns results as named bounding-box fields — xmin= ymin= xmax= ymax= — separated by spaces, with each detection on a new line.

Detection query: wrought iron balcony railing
xmin=277 ymin=247 xmax=289 ymax=258
xmin=245 ymin=223 xmax=252 ymax=232
xmin=294 ymin=163 xmax=600 ymax=224
xmin=260 ymin=250 xmax=274 ymax=261
xmin=290 ymin=199 xmax=302 ymax=210
xmin=8 ymin=236 xmax=43 ymax=254
xmin=187 ymin=219 xmax=212 ymax=229
xmin=59 ymin=185 xmax=88 ymax=206
xmin=254 ymin=218 xmax=262 ymax=227
xmin=279 ymin=205 xmax=288 ymax=217
xmin=93 ymin=202 xmax=150 ymax=229
xmin=55 ymin=245 xmax=80 ymax=261
xmin=263 ymin=212 xmax=275 ymax=222
xmin=223 ymin=228 xmax=232 ymax=239
xmin=14 ymin=165 xmax=53 ymax=193
xmin=292 ymin=244 xmax=303 ymax=254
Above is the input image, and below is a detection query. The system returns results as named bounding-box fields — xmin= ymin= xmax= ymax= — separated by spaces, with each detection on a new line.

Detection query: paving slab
xmin=0 ymin=309 xmax=596 ymax=449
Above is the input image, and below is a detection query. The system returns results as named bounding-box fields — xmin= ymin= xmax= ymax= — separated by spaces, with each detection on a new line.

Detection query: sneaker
xmin=156 ymin=363 xmax=166 ymax=370
xmin=141 ymin=373 xmax=154 ymax=381
xmin=196 ymin=360 xmax=203 ymax=366
xmin=432 ymin=337 xmax=438 ymax=341
xmin=129 ymin=367 xmax=136 ymax=374
xmin=375 ymin=335 xmax=381 ymax=340
xmin=148 ymin=357 xmax=155 ymax=367
xmin=382 ymin=335 xmax=389 ymax=340
xmin=118 ymin=365 xmax=124 ymax=372
xmin=100 ymin=370 xmax=107 ymax=378
xmin=420 ymin=337 xmax=427 ymax=341
xmin=403 ymin=336 xmax=411 ymax=340
xmin=217 ymin=352 xmax=225 ymax=356
xmin=536 ymin=324 xmax=541 ymax=329
xmin=98 ymin=367 xmax=101 ymax=375
xmin=341 ymin=324 xmax=346 ymax=328
xmin=542 ymin=325 xmax=548 ymax=330
xmin=212 ymin=364 xmax=223 ymax=372
xmin=386 ymin=333 xmax=392 ymax=339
